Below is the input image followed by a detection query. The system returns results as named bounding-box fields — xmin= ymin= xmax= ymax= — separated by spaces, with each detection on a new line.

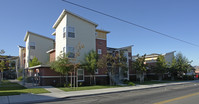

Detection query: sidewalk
xmin=1 ymin=80 xmax=198 ymax=104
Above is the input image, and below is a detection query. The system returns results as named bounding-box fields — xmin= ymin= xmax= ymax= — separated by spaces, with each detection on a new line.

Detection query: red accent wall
xmin=49 ymin=50 xmax=55 ymax=62
xmin=96 ymin=39 xmax=107 ymax=75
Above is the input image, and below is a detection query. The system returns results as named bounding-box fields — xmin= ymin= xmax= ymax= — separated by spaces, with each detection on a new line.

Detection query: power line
xmin=62 ymin=0 xmax=199 ymax=47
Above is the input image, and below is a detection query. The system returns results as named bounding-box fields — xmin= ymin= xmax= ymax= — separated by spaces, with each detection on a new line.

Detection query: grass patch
xmin=59 ymin=85 xmax=121 ymax=92
xmin=0 ymin=80 xmax=50 ymax=96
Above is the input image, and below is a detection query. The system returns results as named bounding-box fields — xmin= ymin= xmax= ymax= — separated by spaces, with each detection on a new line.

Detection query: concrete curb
xmin=1 ymin=80 xmax=198 ymax=104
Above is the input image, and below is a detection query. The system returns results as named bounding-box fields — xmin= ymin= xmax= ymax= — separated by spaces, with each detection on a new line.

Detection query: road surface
xmin=35 ymin=81 xmax=199 ymax=104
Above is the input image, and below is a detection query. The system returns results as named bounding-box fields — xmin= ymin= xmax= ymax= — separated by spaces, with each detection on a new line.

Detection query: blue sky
xmin=0 ymin=0 xmax=199 ymax=65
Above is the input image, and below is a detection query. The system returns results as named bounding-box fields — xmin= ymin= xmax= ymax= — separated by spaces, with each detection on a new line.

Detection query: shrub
xmin=123 ymin=79 xmax=130 ymax=84
xmin=128 ymin=82 xmax=135 ymax=86
xmin=17 ymin=76 xmax=23 ymax=81
xmin=182 ymin=75 xmax=194 ymax=80
xmin=56 ymin=83 xmax=64 ymax=87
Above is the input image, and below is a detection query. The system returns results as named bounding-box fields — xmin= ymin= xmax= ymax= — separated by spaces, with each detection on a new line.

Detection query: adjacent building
xmin=18 ymin=45 xmax=26 ymax=69
xmin=132 ymin=51 xmax=176 ymax=80
xmin=24 ymin=31 xmax=54 ymax=68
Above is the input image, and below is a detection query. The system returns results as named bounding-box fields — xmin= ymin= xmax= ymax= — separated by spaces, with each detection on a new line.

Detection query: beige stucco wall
xmin=96 ymin=30 xmax=107 ymax=40
xmin=25 ymin=33 xmax=54 ymax=68
xmin=164 ymin=52 xmax=175 ymax=65
xmin=25 ymin=36 xmax=30 ymax=68
xmin=55 ymin=15 xmax=67 ymax=59
xmin=66 ymin=13 xmax=96 ymax=63
xmin=18 ymin=47 xmax=25 ymax=69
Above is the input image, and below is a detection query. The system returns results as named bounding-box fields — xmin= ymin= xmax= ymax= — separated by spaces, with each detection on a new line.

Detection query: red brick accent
xmin=49 ymin=50 xmax=55 ymax=62
xmin=96 ymin=39 xmax=107 ymax=75
xmin=96 ymin=39 xmax=107 ymax=57
xmin=35 ymin=67 xmax=60 ymax=76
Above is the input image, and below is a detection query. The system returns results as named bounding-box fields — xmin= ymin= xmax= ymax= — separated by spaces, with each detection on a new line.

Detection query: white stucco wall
xmin=66 ymin=13 xmax=96 ymax=63
xmin=25 ymin=33 xmax=54 ymax=68
xmin=25 ymin=36 xmax=30 ymax=68
xmin=164 ymin=52 xmax=175 ymax=65
xmin=55 ymin=15 xmax=67 ymax=59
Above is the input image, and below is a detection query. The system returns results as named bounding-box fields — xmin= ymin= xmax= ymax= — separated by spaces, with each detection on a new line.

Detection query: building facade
xmin=24 ymin=31 xmax=54 ymax=68
xmin=20 ymin=9 xmax=134 ymax=86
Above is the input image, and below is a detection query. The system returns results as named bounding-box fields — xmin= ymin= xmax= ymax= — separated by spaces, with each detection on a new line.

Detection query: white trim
xmin=46 ymin=49 xmax=55 ymax=53
xmin=96 ymin=29 xmax=110 ymax=33
xmin=67 ymin=26 xmax=75 ymax=38
xmin=96 ymin=38 xmax=106 ymax=40
xmin=40 ymin=76 xmax=65 ymax=78
xmin=78 ymin=69 xmax=84 ymax=82
xmin=98 ymin=49 xmax=102 ymax=54
xmin=53 ymin=9 xmax=98 ymax=29
xmin=26 ymin=65 xmax=50 ymax=69
xmin=24 ymin=31 xmax=54 ymax=42
xmin=95 ymin=69 xmax=99 ymax=74
xmin=52 ymin=31 xmax=56 ymax=36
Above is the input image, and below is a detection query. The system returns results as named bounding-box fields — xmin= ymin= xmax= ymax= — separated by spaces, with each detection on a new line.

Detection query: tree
xmin=154 ymin=55 xmax=167 ymax=81
xmin=168 ymin=52 xmax=191 ymax=80
xmin=50 ymin=43 xmax=84 ymax=88
xmin=169 ymin=57 xmax=178 ymax=80
xmin=50 ymin=54 xmax=72 ymax=86
xmin=98 ymin=51 xmax=128 ymax=85
xmin=81 ymin=50 xmax=98 ymax=85
xmin=0 ymin=50 xmax=5 ymax=54
xmin=175 ymin=53 xmax=191 ymax=74
xmin=29 ymin=57 xmax=41 ymax=67
xmin=0 ymin=61 xmax=6 ymax=81
xmin=132 ymin=54 xmax=147 ymax=83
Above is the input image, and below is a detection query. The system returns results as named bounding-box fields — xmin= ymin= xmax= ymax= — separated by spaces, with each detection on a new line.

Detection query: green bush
xmin=56 ymin=83 xmax=64 ymax=87
xmin=128 ymin=82 xmax=135 ymax=86
xmin=17 ymin=76 xmax=23 ymax=81
xmin=182 ymin=75 xmax=194 ymax=80
xmin=123 ymin=79 xmax=130 ymax=84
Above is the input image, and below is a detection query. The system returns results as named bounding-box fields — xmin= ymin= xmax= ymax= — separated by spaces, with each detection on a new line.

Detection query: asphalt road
xmin=35 ymin=82 xmax=199 ymax=104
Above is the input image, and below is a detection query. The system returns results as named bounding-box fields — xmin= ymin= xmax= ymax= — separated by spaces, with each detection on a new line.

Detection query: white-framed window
xmin=78 ymin=69 xmax=84 ymax=82
xmin=63 ymin=47 xmax=66 ymax=53
xmin=68 ymin=27 xmax=75 ymax=38
xmin=29 ymin=42 xmax=35 ymax=49
xmin=95 ymin=69 xmax=99 ymax=74
xmin=98 ymin=49 xmax=102 ymax=54
xmin=63 ymin=27 xmax=66 ymax=38
xmin=68 ymin=46 xmax=75 ymax=58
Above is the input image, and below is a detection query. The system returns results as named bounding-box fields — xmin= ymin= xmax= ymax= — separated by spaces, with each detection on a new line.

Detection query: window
xmin=68 ymin=27 xmax=75 ymax=38
xmin=63 ymin=27 xmax=66 ymax=38
xmin=95 ymin=69 xmax=99 ymax=74
xmin=63 ymin=47 xmax=66 ymax=53
xmin=68 ymin=47 xmax=75 ymax=58
xmin=29 ymin=42 xmax=35 ymax=49
xmin=30 ymin=55 xmax=33 ymax=60
xmin=78 ymin=69 xmax=84 ymax=81
xmin=98 ymin=49 xmax=102 ymax=54
xmin=99 ymin=41 xmax=103 ymax=45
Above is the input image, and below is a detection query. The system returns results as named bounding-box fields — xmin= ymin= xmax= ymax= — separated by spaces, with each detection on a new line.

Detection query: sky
xmin=0 ymin=0 xmax=199 ymax=66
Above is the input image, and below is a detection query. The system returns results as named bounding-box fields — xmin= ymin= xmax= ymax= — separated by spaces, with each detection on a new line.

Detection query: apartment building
xmin=20 ymin=9 xmax=134 ymax=86
xmin=132 ymin=51 xmax=176 ymax=80
xmin=24 ymin=31 xmax=54 ymax=68
xmin=18 ymin=45 xmax=26 ymax=69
